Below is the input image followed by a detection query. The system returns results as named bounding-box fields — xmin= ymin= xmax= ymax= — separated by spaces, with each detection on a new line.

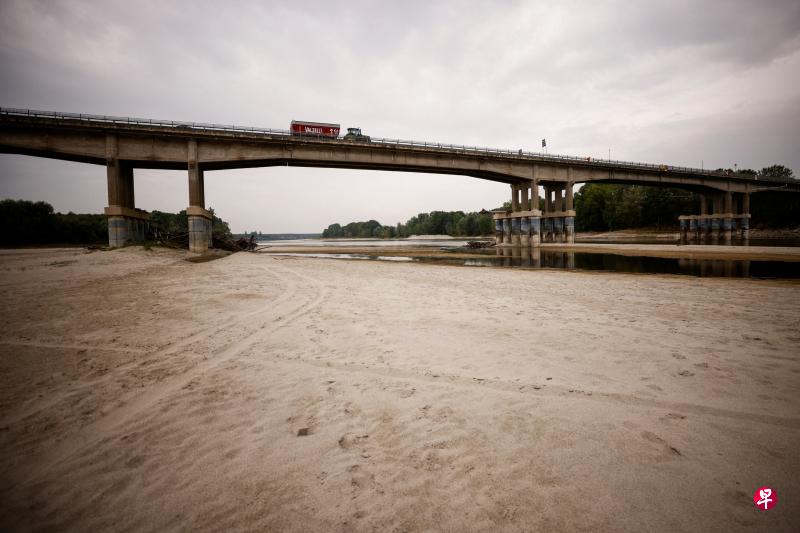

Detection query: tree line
xmin=575 ymin=165 xmax=798 ymax=231
xmin=322 ymin=210 xmax=496 ymax=238
xmin=0 ymin=199 xmax=233 ymax=246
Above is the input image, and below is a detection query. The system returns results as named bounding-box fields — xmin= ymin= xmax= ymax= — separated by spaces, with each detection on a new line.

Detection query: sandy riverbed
xmin=0 ymin=247 xmax=798 ymax=532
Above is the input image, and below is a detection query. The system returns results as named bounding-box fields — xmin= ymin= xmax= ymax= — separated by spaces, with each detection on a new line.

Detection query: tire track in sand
xmin=0 ymin=259 xmax=305 ymax=428
xmin=14 ymin=258 xmax=328 ymax=483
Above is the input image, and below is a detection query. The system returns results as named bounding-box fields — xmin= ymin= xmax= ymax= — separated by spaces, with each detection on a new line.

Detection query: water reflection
xmin=484 ymin=248 xmax=798 ymax=278
xmin=267 ymin=249 xmax=799 ymax=279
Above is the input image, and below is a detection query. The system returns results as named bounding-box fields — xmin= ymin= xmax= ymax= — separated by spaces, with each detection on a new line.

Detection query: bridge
xmin=1 ymin=108 xmax=797 ymax=251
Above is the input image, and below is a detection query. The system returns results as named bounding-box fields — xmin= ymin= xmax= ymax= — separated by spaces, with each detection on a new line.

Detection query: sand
xmin=0 ymin=247 xmax=798 ymax=532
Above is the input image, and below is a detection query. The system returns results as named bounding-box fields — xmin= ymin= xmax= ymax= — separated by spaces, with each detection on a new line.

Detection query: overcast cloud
xmin=1 ymin=0 xmax=799 ymax=232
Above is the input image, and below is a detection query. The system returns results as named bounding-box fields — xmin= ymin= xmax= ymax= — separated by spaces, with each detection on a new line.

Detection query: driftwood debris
xmin=466 ymin=240 xmax=495 ymax=249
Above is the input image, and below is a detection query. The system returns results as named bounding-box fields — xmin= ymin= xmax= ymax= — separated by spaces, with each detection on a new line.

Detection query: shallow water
xmin=268 ymin=250 xmax=799 ymax=279
xmin=260 ymin=238 xmax=800 ymax=279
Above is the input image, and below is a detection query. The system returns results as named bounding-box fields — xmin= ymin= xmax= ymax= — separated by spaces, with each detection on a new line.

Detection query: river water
xmin=257 ymin=238 xmax=800 ymax=279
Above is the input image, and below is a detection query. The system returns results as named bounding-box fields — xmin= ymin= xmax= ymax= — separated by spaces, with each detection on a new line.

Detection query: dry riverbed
xmin=0 ymin=247 xmax=798 ymax=532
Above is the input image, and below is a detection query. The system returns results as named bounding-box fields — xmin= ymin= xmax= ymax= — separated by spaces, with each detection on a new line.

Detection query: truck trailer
xmin=290 ymin=120 xmax=340 ymax=138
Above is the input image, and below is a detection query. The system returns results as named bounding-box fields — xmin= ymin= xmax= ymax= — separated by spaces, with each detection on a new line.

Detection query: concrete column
xmin=699 ymin=194 xmax=707 ymax=215
xmin=118 ymin=163 xmax=134 ymax=209
xmin=520 ymin=216 xmax=530 ymax=246
xmin=188 ymin=140 xmax=205 ymax=208
xmin=565 ymin=216 xmax=575 ymax=243
xmin=723 ymin=191 xmax=733 ymax=240
xmin=679 ymin=218 xmax=688 ymax=241
xmin=554 ymin=217 xmax=564 ymax=242
xmin=542 ymin=217 xmax=553 ymax=243
xmin=511 ymin=217 xmax=521 ymax=246
xmin=543 ymin=185 xmax=551 ymax=213
xmin=530 ymin=179 xmax=539 ymax=211
xmin=520 ymin=185 xmax=529 ymax=212
xmin=106 ymin=135 xmax=121 ymax=207
xmin=713 ymin=193 xmax=723 ymax=215
xmin=530 ymin=216 xmax=541 ymax=246
xmin=741 ymin=193 xmax=750 ymax=239
xmin=689 ymin=217 xmax=698 ymax=240
xmin=494 ymin=218 xmax=503 ymax=246
xmin=565 ymin=181 xmax=574 ymax=211
xmin=503 ymin=218 xmax=511 ymax=244
xmin=711 ymin=213 xmax=721 ymax=240
xmin=188 ymin=207 xmax=213 ymax=253
xmin=510 ymin=184 xmax=519 ymax=212
xmin=105 ymin=135 xmax=149 ymax=247
xmin=187 ymin=139 xmax=211 ymax=253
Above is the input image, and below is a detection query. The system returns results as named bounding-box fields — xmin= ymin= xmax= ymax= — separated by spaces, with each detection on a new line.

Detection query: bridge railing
xmin=0 ymin=107 xmax=792 ymax=184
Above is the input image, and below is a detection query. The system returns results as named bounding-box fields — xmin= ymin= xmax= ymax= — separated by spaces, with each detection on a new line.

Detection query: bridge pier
xmin=520 ymin=216 xmax=530 ymax=247
xmin=104 ymin=135 xmax=149 ymax=247
xmin=187 ymin=140 xmax=213 ymax=253
xmin=681 ymin=191 xmax=751 ymax=243
xmin=539 ymin=181 xmax=575 ymax=244
xmin=494 ymin=180 xmax=543 ymax=246
xmin=741 ymin=193 xmax=750 ymax=240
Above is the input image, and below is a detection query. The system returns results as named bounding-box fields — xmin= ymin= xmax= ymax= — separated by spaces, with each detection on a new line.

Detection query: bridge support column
xmin=105 ymin=135 xmax=148 ymax=247
xmin=542 ymin=217 xmax=552 ymax=243
xmin=553 ymin=217 xmax=564 ymax=242
xmin=511 ymin=217 xmax=521 ymax=246
xmin=710 ymin=216 xmax=721 ymax=240
xmin=530 ymin=216 xmax=541 ymax=246
xmin=187 ymin=206 xmax=213 ymax=253
xmin=723 ymin=191 xmax=733 ymax=241
xmin=510 ymin=184 xmax=519 ymax=212
xmin=187 ymin=139 xmax=212 ymax=253
xmin=689 ymin=217 xmax=698 ymax=240
xmin=494 ymin=217 xmax=503 ymax=246
xmin=565 ymin=216 xmax=575 ymax=243
xmin=741 ymin=193 xmax=750 ymax=240
xmin=520 ymin=216 xmax=530 ymax=247
xmin=565 ymin=181 xmax=574 ymax=243
xmin=503 ymin=218 xmax=511 ymax=244
xmin=520 ymin=184 xmax=529 ymax=211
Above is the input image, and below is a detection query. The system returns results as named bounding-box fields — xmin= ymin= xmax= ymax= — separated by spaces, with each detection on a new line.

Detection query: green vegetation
xmin=575 ymin=164 xmax=798 ymax=231
xmin=149 ymin=208 xmax=233 ymax=241
xmin=322 ymin=210 xmax=495 ymax=238
xmin=574 ymin=185 xmax=698 ymax=231
xmin=0 ymin=199 xmax=107 ymax=246
xmin=0 ymin=199 xmax=233 ymax=247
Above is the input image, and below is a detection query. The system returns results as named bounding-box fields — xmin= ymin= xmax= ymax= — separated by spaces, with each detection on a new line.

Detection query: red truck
xmin=290 ymin=120 xmax=340 ymax=138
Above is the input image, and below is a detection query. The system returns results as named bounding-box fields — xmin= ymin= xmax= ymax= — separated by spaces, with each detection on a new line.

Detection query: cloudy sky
xmin=1 ymin=0 xmax=799 ymax=232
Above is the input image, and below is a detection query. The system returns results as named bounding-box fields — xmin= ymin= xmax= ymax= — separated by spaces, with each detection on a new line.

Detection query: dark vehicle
xmin=343 ymin=127 xmax=371 ymax=142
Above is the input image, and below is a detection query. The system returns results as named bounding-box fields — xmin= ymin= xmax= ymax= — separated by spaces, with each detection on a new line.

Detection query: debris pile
xmin=466 ymin=240 xmax=495 ymax=249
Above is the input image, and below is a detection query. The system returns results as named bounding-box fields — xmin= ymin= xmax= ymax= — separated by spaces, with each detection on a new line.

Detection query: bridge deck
xmin=1 ymin=107 xmax=795 ymax=190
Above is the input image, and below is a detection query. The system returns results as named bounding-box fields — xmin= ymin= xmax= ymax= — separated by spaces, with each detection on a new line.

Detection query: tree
xmin=759 ymin=165 xmax=795 ymax=181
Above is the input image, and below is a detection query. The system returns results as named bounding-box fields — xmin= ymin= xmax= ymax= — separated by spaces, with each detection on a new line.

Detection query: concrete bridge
xmin=1 ymin=108 xmax=797 ymax=251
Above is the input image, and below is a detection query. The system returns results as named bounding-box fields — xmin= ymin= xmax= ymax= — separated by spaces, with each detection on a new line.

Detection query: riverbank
xmin=1 ymin=247 xmax=798 ymax=531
